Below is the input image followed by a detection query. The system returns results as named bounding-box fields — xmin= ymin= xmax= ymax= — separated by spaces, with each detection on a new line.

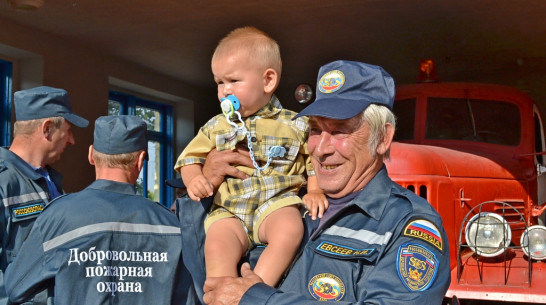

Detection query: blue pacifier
xmin=220 ymin=95 xmax=241 ymax=117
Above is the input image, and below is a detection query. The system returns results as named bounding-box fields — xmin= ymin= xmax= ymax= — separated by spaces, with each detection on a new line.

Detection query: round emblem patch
xmin=308 ymin=273 xmax=345 ymax=301
xmin=318 ymin=70 xmax=345 ymax=93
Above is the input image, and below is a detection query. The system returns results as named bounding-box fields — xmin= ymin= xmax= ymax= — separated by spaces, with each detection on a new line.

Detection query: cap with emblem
xmin=14 ymin=86 xmax=89 ymax=128
xmin=93 ymin=115 xmax=148 ymax=155
xmin=294 ymin=60 xmax=395 ymax=120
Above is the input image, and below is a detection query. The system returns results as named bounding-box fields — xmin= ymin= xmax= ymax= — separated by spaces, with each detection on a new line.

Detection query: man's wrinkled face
xmin=307 ymin=115 xmax=381 ymax=198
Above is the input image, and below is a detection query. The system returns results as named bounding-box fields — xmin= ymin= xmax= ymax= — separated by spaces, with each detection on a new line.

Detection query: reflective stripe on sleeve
xmin=42 ymin=222 xmax=181 ymax=252
xmin=324 ymin=225 xmax=392 ymax=246
xmin=2 ymin=191 xmax=48 ymax=207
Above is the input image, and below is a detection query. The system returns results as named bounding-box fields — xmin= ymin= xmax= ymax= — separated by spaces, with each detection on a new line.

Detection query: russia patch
xmin=403 ymin=219 xmax=443 ymax=251
xmin=318 ymin=70 xmax=345 ymax=94
xmin=308 ymin=273 xmax=346 ymax=301
xmin=397 ymin=243 xmax=439 ymax=292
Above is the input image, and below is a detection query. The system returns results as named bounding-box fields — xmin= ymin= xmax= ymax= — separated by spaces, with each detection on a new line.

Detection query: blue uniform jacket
xmin=0 ymin=147 xmax=63 ymax=305
xmin=5 ymin=179 xmax=184 ymax=305
xmin=176 ymin=194 xmax=264 ymax=305
xmin=179 ymin=166 xmax=450 ymax=305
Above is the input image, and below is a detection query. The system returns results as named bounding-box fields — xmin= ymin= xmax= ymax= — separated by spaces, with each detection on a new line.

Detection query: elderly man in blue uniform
xmin=5 ymin=115 xmax=183 ymax=305
xmin=0 ymin=86 xmax=89 ymax=304
xmin=200 ymin=60 xmax=451 ymax=304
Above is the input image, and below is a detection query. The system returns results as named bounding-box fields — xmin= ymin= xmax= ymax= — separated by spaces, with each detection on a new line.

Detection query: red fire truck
xmin=385 ymin=60 xmax=546 ymax=304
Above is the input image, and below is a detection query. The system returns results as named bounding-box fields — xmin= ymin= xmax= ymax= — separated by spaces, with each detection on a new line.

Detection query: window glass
xmin=0 ymin=59 xmax=13 ymax=146
xmin=136 ymin=141 xmax=160 ymax=201
xmin=108 ymin=91 xmax=173 ymax=206
xmin=426 ymin=97 xmax=520 ymax=146
xmin=136 ymin=106 xmax=161 ymax=132
xmin=108 ymin=100 xmax=122 ymax=116
xmin=393 ymin=98 xmax=416 ymax=141
xmin=147 ymin=140 xmax=161 ymax=201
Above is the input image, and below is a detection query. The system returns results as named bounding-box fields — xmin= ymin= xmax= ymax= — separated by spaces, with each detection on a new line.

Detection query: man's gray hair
xmin=13 ymin=117 xmax=65 ymax=137
xmin=92 ymin=149 xmax=141 ymax=170
xmin=360 ymin=104 xmax=396 ymax=158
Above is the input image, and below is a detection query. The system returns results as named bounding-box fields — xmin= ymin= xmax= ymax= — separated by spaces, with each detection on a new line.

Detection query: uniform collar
xmin=0 ymin=146 xmax=62 ymax=182
xmin=88 ymin=179 xmax=138 ymax=195
xmin=350 ymin=165 xmax=394 ymax=221
xmin=252 ymin=95 xmax=282 ymax=118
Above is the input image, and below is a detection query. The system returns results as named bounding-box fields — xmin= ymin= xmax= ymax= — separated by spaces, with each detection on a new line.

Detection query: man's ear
xmin=136 ymin=150 xmax=147 ymax=173
xmin=41 ymin=119 xmax=54 ymax=140
xmin=376 ymin=123 xmax=394 ymax=156
xmin=263 ymin=68 xmax=278 ymax=94
xmin=88 ymin=145 xmax=96 ymax=165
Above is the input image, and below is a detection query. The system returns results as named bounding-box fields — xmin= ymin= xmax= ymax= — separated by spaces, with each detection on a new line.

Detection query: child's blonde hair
xmin=212 ymin=26 xmax=282 ymax=76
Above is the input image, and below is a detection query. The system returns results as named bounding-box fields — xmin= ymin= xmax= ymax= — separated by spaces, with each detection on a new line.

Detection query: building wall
xmin=0 ymin=17 xmax=214 ymax=192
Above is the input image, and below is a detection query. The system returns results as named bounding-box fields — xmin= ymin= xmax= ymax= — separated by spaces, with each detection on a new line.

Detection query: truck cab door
xmin=534 ymin=106 xmax=546 ymax=223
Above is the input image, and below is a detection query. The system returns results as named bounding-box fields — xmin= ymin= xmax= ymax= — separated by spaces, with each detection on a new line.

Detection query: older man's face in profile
xmin=307 ymin=115 xmax=380 ymax=199
xmin=46 ymin=120 xmax=76 ymax=165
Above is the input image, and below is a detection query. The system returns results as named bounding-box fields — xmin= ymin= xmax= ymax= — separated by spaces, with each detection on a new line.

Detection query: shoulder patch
xmin=397 ymin=243 xmax=439 ymax=292
xmin=10 ymin=202 xmax=45 ymax=220
xmin=308 ymin=273 xmax=345 ymax=301
xmin=403 ymin=218 xmax=443 ymax=251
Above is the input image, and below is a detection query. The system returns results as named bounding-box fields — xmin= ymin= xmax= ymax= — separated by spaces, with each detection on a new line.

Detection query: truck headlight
xmin=520 ymin=225 xmax=546 ymax=260
xmin=465 ymin=212 xmax=511 ymax=257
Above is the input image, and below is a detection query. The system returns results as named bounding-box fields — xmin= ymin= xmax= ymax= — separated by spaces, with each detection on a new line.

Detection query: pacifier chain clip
xmin=220 ymin=95 xmax=286 ymax=172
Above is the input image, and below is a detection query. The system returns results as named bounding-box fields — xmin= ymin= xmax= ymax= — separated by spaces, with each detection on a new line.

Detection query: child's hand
xmin=187 ymin=174 xmax=213 ymax=202
xmin=302 ymin=191 xmax=329 ymax=220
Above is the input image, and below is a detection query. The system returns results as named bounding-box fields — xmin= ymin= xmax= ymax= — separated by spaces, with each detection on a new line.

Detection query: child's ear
xmin=263 ymin=68 xmax=278 ymax=94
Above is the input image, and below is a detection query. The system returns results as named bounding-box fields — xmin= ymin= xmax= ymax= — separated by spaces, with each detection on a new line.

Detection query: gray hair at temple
xmin=359 ymin=104 xmax=397 ymax=159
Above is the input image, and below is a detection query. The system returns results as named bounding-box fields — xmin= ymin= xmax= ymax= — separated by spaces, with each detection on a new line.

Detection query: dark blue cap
xmin=14 ymin=86 xmax=89 ymax=128
xmin=165 ymin=178 xmax=186 ymax=189
xmin=295 ymin=60 xmax=395 ymax=120
xmin=93 ymin=115 xmax=148 ymax=155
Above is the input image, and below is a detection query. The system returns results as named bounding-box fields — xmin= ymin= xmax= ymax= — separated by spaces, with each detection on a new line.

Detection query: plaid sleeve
xmin=174 ymin=124 xmax=217 ymax=171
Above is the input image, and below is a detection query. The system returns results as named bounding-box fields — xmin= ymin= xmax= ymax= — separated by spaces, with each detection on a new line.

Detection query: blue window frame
xmin=108 ymin=91 xmax=174 ymax=206
xmin=0 ymin=59 xmax=13 ymax=146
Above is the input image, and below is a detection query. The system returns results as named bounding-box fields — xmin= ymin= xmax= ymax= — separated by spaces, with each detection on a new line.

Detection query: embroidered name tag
xmin=403 ymin=219 xmax=443 ymax=251
xmin=397 ymin=243 xmax=439 ymax=292
xmin=12 ymin=202 xmax=45 ymax=218
xmin=316 ymin=241 xmax=375 ymax=257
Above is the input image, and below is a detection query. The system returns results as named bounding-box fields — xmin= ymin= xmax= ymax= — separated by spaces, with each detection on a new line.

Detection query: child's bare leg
xmin=205 ymin=217 xmax=249 ymax=278
xmin=254 ymin=205 xmax=303 ymax=286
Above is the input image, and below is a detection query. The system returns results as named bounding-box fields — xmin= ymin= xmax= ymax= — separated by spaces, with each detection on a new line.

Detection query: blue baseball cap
xmin=295 ymin=60 xmax=395 ymax=120
xmin=93 ymin=115 xmax=148 ymax=155
xmin=165 ymin=178 xmax=186 ymax=189
xmin=14 ymin=86 xmax=89 ymax=128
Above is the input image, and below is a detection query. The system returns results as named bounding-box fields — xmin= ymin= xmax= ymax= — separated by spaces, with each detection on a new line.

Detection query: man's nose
xmin=314 ymin=132 xmax=333 ymax=156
